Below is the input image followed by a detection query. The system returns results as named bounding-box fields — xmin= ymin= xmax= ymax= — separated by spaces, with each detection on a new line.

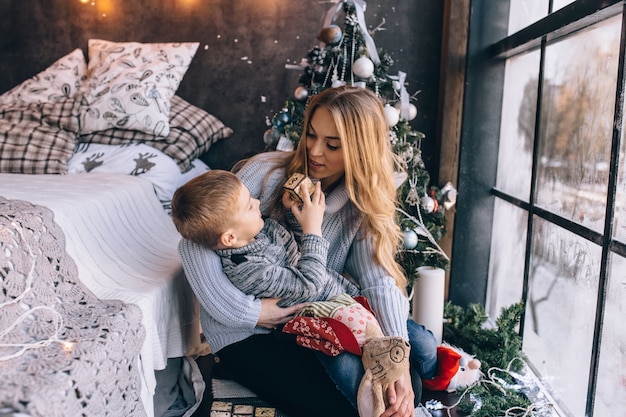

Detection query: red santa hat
xmin=422 ymin=345 xmax=462 ymax=391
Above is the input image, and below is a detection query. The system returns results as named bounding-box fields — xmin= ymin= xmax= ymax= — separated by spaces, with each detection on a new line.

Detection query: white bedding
xmin=0 ymin=172 xmax=200 ymax=417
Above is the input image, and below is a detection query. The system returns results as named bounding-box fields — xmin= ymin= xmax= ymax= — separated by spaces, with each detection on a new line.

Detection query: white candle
xmin=412 ymin=266 xmax=445 ymax=344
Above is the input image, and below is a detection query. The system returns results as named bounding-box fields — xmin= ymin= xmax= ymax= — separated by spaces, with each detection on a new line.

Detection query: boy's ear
xmin=219 ymin=230 xmax=237 ymax=248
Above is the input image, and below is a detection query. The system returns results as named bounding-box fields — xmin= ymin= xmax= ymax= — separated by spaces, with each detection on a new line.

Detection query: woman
xmin=179 ymin=86 xmax=437 ymax=417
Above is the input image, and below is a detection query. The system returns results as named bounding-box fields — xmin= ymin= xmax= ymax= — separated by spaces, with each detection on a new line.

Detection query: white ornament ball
xmin=352 ymin=56 xmax=374 ymax=79
xmin=402 ymin=229 xmax=419 ymax=250
xmin=420 ymin=195 xmax=437 ymax=213
xmin=394 ymin=102 xmax=418 ymax=121
xmin=294 ymin=86 xmax=308 ymax=101
xmin=383 ymin=104 xmax=400 ymax=127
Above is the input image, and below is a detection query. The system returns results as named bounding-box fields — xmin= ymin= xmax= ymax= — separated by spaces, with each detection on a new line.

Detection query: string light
xmin=77 ymin=0 xmax=109 ymax=18
xmin=0 ymin=216 xmax=73 ymax=362
xmin=0 ymin=306 xmax=69 ymax=361
xmin=425 ymin=357 xmax=556 ymax=417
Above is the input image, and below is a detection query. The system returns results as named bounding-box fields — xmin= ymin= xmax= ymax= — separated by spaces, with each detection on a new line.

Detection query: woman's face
xmin=305 ymin=106 xmax=346 ymax=189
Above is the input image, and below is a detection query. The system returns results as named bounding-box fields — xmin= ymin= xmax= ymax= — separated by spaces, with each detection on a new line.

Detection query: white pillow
xmin=0 ymin=48 xmax=87 ymax=107
xmin=177 ymin=158 xmax=212 ymax=186
xmin=78 ymin=40 xmax=199 ymax=137
xmin=68 ymin=143 xmax=210 ymax=210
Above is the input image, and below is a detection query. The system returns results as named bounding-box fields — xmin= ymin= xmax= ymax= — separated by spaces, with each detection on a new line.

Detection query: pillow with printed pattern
xmin=0 ymin=48 xmax=87 ymax=108
xmin=78 ymin=39 xmax=199 ymax=137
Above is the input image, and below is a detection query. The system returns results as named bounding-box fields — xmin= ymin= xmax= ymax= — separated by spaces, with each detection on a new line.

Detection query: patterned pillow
xmin=78 ymin=95 xmax=233 ymax=172
xmin=0 ymin=48 xmax=87 ymax=107
xmin=78 ymin=40 xmax=199 ymax=137
xmin=0 ymin=100 xmax=79 ymax=174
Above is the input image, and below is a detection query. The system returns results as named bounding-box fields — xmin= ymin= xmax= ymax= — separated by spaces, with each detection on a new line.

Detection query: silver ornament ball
xmin=420 ymin=196 xmax=437 ymax=213
xmin=317 ymin=25 xmax=343 ymax=45
xmin=294 ymin=86 xmax=308 ymax=101
xmin=402 ymin=229 xmax=419 ymax=250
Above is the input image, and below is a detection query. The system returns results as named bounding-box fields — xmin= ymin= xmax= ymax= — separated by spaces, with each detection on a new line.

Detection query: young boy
xmin=171 ymin=169 xmax=359 ymax=306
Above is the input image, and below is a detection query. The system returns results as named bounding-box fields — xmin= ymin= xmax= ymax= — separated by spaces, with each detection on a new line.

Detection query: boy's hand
xmin=290 ymin=181 xmax=324 ymax=236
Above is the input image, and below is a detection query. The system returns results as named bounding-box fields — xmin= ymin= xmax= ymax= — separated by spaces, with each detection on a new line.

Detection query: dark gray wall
xmin=0 ymin=0 xmax=443 ymax=172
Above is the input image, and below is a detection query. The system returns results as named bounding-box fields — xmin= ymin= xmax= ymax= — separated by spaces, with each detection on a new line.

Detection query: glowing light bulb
xmin=62 ymin=341 xmax=74 ymax=353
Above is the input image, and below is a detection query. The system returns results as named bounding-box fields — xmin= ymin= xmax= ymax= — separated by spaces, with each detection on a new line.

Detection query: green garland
xmin=442 ymin=302 xmax=533 ymax=416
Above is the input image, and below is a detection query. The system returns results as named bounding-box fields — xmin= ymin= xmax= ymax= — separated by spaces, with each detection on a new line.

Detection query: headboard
xmin=0 ymin=0 xmax=444 ymax=172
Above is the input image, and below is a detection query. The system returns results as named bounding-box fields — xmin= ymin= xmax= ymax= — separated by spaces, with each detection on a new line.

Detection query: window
xmin=451 ymin=1 xmax=626 ymax=415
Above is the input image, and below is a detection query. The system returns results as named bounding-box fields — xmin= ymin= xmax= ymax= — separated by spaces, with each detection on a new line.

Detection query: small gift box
xmin=283 ymin=173 xmax=315 ymax=203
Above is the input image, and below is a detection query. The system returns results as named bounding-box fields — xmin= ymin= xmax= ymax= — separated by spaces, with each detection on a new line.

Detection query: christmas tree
xmin=263 ymin=5 xmax=552 ymax=415
xmin=264 ymin=1 xmax=453 ymax=285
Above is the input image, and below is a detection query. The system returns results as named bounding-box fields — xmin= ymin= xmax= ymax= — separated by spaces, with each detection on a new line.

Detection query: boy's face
xmin=229 ymin=182 xmax=265 ymax=247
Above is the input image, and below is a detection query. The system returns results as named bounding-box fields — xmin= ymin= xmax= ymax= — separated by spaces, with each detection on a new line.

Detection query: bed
xmin=0 ymin=41 xmax=233 ymax=417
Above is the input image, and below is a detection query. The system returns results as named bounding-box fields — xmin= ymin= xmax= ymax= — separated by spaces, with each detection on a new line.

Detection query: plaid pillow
xmin=0 ymin=99 xmax=80 ymax=174
xmin=78 ymin=95 xmax=233 ymax=172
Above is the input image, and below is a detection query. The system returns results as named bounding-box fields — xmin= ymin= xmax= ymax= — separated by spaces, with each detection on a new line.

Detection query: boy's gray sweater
xmin=216 ymin=218 xmax=360 ymax=306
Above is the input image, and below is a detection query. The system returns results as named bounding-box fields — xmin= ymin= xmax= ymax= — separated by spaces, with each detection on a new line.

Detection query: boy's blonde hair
xmin=171 ymin=170 xmax=242 ymax=249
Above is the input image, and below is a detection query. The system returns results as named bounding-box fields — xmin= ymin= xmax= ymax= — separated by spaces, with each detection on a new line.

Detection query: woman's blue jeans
xmin=315 ymin=318 xmax=438 ymax=409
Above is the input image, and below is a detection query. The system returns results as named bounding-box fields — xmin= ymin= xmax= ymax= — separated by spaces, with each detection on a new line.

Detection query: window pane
xmin=524 ymin=217 xmax=600 ymax=416
xmin=552 ymin=0 xmax=575 ymax=12
xmin=593 ymin=253 xmax=626 ymax=415
xmin=508 ymin=0 xmax=548 ymax=35
xmin=535 ymin=17 xmax=620 ymax=232
xmin=615 ymin=93 xmax=626 ymax=241
xmin=497 ymin=50 xmax=540 ymax=201
xmin=487 ymin=199 xmax=528 ymax=318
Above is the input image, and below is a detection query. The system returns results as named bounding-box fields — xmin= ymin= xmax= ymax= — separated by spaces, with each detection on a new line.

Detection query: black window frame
xmin=449 ymin=1 xmax=626 ymax=414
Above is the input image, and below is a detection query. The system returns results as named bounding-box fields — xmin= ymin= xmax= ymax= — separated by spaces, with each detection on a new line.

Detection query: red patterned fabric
xmin=283 ymin=316 xmax=361 ymax=356
xmin=282 ymin=295 xmax=381 ymax=356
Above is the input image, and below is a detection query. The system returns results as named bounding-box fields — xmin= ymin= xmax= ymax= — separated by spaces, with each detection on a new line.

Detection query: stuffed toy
xmin=356 ymin=324 xmax=411 ymax=417
xmin=282 ymin=294 xmax=483 ymax=415
xmin=283 ymin=294 xmax=411 ymax=417
xmin=422 ymin=343 xmax=482 ymax=392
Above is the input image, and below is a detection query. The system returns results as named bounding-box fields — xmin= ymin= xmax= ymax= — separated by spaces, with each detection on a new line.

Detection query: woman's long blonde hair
xmin=283 ymin=86 xmax=407 ymax=288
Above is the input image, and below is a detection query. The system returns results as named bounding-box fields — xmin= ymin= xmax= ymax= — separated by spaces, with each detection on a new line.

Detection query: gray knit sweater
xmin=216 ymin=218 xmax=360 ymax=306
xmin=178 ymin=152 xmax=410 ymax=352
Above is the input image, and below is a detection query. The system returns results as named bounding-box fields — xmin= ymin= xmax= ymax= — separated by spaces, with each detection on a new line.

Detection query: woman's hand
xmin=380 ymin=369 xmax=415 ymax=417
xmin=257 ymin=298 xmax=308 ymax=329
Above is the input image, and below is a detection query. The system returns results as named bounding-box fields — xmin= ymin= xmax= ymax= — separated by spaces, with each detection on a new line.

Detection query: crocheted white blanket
xmin=0 ymin=197 xmax=145 ymax=416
